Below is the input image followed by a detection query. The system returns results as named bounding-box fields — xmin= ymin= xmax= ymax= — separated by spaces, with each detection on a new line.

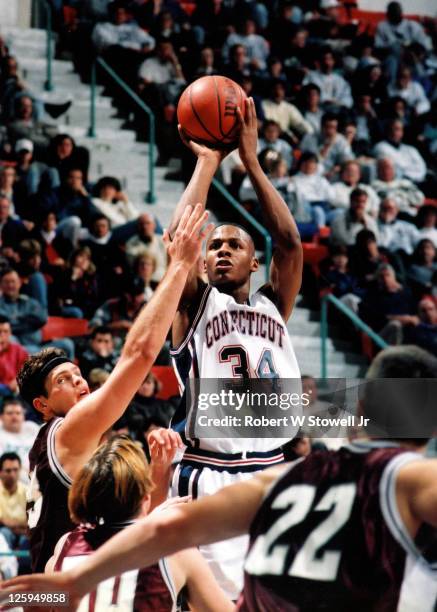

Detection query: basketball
xmin=177 ymin=75 xmax=246 ymax=148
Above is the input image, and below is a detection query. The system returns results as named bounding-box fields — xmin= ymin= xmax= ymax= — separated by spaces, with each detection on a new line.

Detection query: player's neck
xmin=219 ymin=284 xmax=250 ymax=304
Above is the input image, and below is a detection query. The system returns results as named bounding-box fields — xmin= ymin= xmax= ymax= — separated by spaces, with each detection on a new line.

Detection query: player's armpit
xmin=396 ymin=459 xmax=437 ymax=531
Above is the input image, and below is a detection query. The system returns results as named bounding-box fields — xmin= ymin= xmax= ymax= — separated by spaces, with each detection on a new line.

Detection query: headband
xmin=37 ymin=356 xmax=72 ymax=388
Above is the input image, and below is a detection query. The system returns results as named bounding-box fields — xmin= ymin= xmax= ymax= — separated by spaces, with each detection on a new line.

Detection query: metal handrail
xmin=211 ymin=178 xmax=272 ymax=283
xmin=88 ymin=57 xmax=156 ymax=204
xmin=320 ymin=293 xmax=388 ymax=380
xmin=42 ymin=0 xmax=53 ymax=91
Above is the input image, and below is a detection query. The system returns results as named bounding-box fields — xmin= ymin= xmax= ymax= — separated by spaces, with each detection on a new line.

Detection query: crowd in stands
xmin=0 ymin=0 xmax=437 ymax=572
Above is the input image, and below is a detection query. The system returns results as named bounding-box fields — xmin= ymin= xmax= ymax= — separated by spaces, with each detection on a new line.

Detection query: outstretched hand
xmin=163 ymin=203 xmax=214 ymax=269
xmin=178 ymin=125 xmax=229 ymax=166
xmin=148 ymin=427 xmax=184 ymax=467
xmin=236 ymin=97 xmax=258 ymax=166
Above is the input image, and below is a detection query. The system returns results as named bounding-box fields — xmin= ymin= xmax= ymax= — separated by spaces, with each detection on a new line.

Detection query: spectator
xmin=240 ymin=150 xmax=289 ymax=211
xmin=31 ymin=211 xmax=69 ymax=280
xmin=299 ymin=84 xmax=323 ymax=136
xmin=387 ymin=66 xmax=430 ymax=116
xmin=222 ymin=44 xmax=253 ymax=83
xmin=222 ymin=18 xmax=269 ymax=71
xmin=194 ymin=47 xmax=218 ymax=78
xmin=377 ymin=198 xmax=420 ymax=256
xmin=0 ymin=196 xmax=29 ymax=253
xmin=0 ymin=452 xmax=29 ymax=571
xmin=303 ymin=46 xmax=353 ymax=109
xmin=79 ymin=326 xmax=119 ymax=380
xmin=373 ymin=119 xmax=427 ymax=184
xmin=125 ymin=213 xmax=167 ymax=281
xmin=404 ymin=297 xmax=437 ymax=356
xmin=16 ymin=240 xmax=48 ymax=309
xmin=407 ymin=239 xmax=437 ymax=292
xmin=129 ymin=371 xmax=175 ymax=424
xmin=0 ymin=166 xmax=18 ymax=215
xmin=288 ymin=152 xmax=332 ymax=226
xmin=330 ymin=188 xmax=379 ymax=246
xmin=191 ymin=0 xmax=234 ymax=49
xmin=0 ymin=400 xmax=39 ymax=483
xmin=300 ymin=112 xmax=354 ymax=177
xmin=89 ymin=276 xmax=147 ymax=335
xmin=46 ymin=134 xmax=90 ymax=187
xmin=0 ymin=317 xmax=28 ymax=398
xmin=359 ymin=264 xmax=416 ymax=342
xmin=87 ymin=368 xmax=110 ymax=393
xmin=330 ymin=160 xmax=380 ymax=217
xmin=348 ymin=93 xmax=380 ymax=149
xmin=350 ymin=229 xmax=389 ymax=288
xmin=320 ymin=245 xmax=364 ymax=313
xmin=416 ymin=205 xmax=437 ymax=247
xmin=14 ymin=139 xmax=48 ymax=200
xmin=133 ymin=253 xmax=159 ymax=302
xmin=258 ymin=120 xmax=293 ymax=169
xmin=262 ymin=80 xmax=313 ymax=144
xmin=375 ymin=1 xmax=432 ymax=81
xmin=7 ymin=95 xmax=57 ymax=160
xmin=0 ymin=530 xmax=17 ymax=580
xmin=92 ymin=176 xmax=139 ymax=239
xmin=371 ymin=157 xmax=425 ymax=217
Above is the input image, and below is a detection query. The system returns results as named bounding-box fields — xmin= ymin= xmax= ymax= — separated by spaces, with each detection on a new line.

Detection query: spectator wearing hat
xmin=303 ymin=46 xmax=353 ymax=110
xmin=0 ymin=317 xmax=28 ymax=398
xmin=14 ymin=138 xmax=49 ymax=201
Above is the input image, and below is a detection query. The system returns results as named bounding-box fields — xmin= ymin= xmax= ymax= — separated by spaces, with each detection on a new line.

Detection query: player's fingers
xmin=236 ymin=106 xmax=244 ymax=127
xmin=175 ymin=204 xmax=193 ymax=234
xmin=189 ymin=209 xmax=209 ymax=238
xmin=162 ymin=229 xmax=170 ymax=247
xmin=185 ymin=203 xmax=206 ymax=235
xmin=199 ymin=222 xmax=215 ymax=242
xmin=249 ymin=97 xmax=256 ymax=127
xmin=178 ymin=124 xmax=190 ymax=145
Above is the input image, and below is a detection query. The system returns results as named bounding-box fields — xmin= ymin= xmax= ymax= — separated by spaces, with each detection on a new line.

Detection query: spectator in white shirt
xmin=371 ymin=157 xmax=424 ymax=217
xmin=416 ymin=206 xmax=437 ymax=248
xmin=258 ymin=120 xmax=293 ymax=170
xmin=290 ymin=152 xmax=334 ymax=205
xmin=92 ymin=176 xmax=138 ymax=229
xmin=330 ymin=188 xmax=379 ymax=246
xmin=222 ymin=18 xmax=270 ymax=71
xmin=303 ymin=47 xmax=353 ymax=109
xmin=92 ymin=3 xmax=155 ymax=54
xmin=373 ymin=119 xmax=427 ymax=184
xmin=377 ymin=198 xmax=420 ymax=255
xmin=300 ymin=112 xmax=354 ymax=177
xmin=0 ymin=399 xmax=39 ymax=484
xmin=262 ymin=80 xmax=313 ymax=144
xmin=300 ymin=83 xmax=323 ymax=136
xmin=387 ymin=66 xmax=430 ymax=116
xmin=331 ymin=161 xmax=380 ymax=216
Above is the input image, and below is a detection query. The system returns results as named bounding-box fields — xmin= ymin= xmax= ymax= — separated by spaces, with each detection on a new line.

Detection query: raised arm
xmin=57 ymin=205 xmax=213 ymax=476
xmin=237 ymin=98 xmax=303 ymax=322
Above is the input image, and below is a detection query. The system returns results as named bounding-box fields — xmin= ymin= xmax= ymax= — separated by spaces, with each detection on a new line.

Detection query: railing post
xmin=264 ymin=235 xmax=272 ymax=282
xmin=44 ymin=2 xmax=53 ymax=91
xmin=88 ymin=61 xmax=97 ymax=138
xmin=321 ymin=295 xmax=328 ymax=381
xmin=146 ymin=112 xmax=156 ymax=203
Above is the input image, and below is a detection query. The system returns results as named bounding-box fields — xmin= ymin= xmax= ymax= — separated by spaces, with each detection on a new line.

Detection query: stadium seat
xmin=41 ymin=317 xmax=90 ymax=342
xmin=151 ymin=366 xmax=179 ymax=399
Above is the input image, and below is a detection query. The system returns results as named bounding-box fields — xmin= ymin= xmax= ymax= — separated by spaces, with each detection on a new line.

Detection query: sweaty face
xmin=205 ymin=226 xmax=257 ymax=288
xmin=43 ymin=362 xmax=90 ymax=416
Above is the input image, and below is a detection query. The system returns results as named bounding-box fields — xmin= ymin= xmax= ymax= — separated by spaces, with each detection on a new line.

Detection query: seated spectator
xmin=191 ymin=0 xmax=235 ymax=50
xmin=16 ymin=240 xmax=48 ymax=309
xmin=0 ymin=530 xmax=17 ymax=580
xmin=320 ymin=245 xmax=364 ymax=313
xmin=300 ymin=112 xmax=353 ymax=177
xmin=0 ymin=268 xmax=73 ymax=358
xmin=138 ymin=38 xmax=186 ymax=165
xmin=330 ymin=160 xmax=379 ymax=216
xmin=129 ymin=371 xmax=175 ymax=424
xmin=32 ymin=211 xmax=70 ymax=280
xmin=46 ymin=134 xmax=90 ymax=187
xmin=194 ymin=47 xmax=218 ymax=78
xmin=262 ymin=80 xmax=313 ymax=145
xmin=87 ymin=368 xmax=110 ymax=393
xmin=288 ymin=152 xmax=332 ymax=226
xmin=303 ymin=46 xmax=353 ymax=110
xmin=330 ymin=188 xmax=379 ymax=246
xmin=52 ymin=246 xmax=100 ymax=319
xmin=7 ymin=95 xmax=57 ymax=160
xmin=375 ymin=1 xmax=432 ymax=82
xmin=423 ymin=100 xmax=437 ymax=156
xmin=0 ymin=452 xmax=29 ymax=572
xmin=299 ymin=84 xmax=323 ymax=136
xmin=416 ymin=205 xmax=437 ymax=247
xmin=373 ymin=119 xmax=427 ymax=185
xmin=352 ymin=61 xmax=387 ymax=107
xmin=89 ymin=276 xmax=147 ymax=336
xmin=407 ymin=239 xmax=437 ymax=293
xmin=0 ymin=317 xmax=28 ymax=399
xmin=0 ymin=400 xmax=39 ymax=482
xmin=371 ymin=158 xmax=425 ymax=217
xmin=222 ymin=44 xmax=254 ymax=83
xmin=350 ymin=229 xmax=389 ymax=288
xmin=125 ymin=214 xmax=167 ymax=281
xmin=92 ymin=176 xmax=139 ymax=235
xmin=133 ymin=253 xmax=160 ymax=301
xmin=14 ymin=139 xmax=48 ymax=200
xmin=222 ymin=18 xmax=269 ymax=72
xmin=359 ymin=264 xmax=416 ymax=343
xmin=79 ymin=326 xmax=119 ymax=380
xmin=258 ymin=120 xmax=293 ymax=170
xmin=348 ymin=92 xmax=380 ymax=150
xmin=0 ymin=196 xmax=29 ymax=255
xmin=377 ymin=198 xmax=420 ymax=256
xmin=0 ymin=166 xmax=18 ymax=216
xmin=240 ymin=151 xmax=291 ymax=217
xmin=403 ymin=297 xmax=437 ymax=356
xmin=387 ymin=66 xmax=430 ymax=116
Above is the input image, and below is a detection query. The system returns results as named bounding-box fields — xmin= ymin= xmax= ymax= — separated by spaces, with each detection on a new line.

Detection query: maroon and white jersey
xmin=28 ymin=417 xmax=74 ymax=572
xmin=54 ymin=523 xmax=178 ymax=611
xmin=238 ymin=441 xmax=437 ymax=612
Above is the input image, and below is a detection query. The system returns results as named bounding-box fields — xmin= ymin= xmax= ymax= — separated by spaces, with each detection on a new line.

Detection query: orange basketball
xmin=177 ymin=76 xmax=246 ymax=148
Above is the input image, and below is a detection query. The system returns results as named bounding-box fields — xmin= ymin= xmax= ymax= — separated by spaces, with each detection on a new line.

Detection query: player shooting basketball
xmin=167 ymin=97 xmax=303 ymax=598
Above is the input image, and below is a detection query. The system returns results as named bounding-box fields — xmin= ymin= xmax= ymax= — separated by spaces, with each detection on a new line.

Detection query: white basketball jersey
xmin=171 ymin=283 xmax=301 ymax=453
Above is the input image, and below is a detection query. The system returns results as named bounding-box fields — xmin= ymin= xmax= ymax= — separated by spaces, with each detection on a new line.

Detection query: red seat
xmin=303 ymin=243 xmax=329 ymax=278
xmin=41 ymin=317 xmax=90 ymax=342
xmin=151 ymin=366 xmax=179 ymax=400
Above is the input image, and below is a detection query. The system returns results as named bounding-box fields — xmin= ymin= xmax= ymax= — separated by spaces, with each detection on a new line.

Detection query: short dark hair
xmin=321 ymin=112 xmax=339 ymax=125
xmin=0 ymin=452 xmax=21 ymax=470
xmin=94 ymin=176 xmax=121 ymax=195
xmin=350 ymin=187 xmax=368 ymax=202
xmin=0 ymin=398 xmax=25 ymax=415
xmin=17 ymin=347 xmax=67 ymax=406
xmin=91 ymin=326 xmax=113 ymax=340
xmin=0 ymin=315 xmax=10 ymax=325
xmin=298 ymin=152 xmax=318 ymax=167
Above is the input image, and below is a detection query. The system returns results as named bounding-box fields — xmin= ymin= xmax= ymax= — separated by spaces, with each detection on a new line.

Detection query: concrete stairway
xmin=3 ymin=26 xmax=367 ymax=378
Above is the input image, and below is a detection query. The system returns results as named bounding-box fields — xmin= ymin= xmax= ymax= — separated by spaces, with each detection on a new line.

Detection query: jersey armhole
xmin=171 ymin=282 xmax=211 ymax=357
xmin=47 ymin=418 xmax=73 ymax=489
xmin=159 ymin=557 xmax=178 ymax=609
xmin=379 ymin=452 xmax=437 ymax=574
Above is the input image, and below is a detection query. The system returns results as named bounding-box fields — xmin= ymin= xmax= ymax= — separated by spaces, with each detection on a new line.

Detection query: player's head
xmin=69 ymin=435 xmax=154 ymax=526
xmin=205 ymin=224 xmax=258 ymax=290
xmin=17 ymin=347 xmax=90 ymax=419
xmin=361 ymin=345 xmax=437 ymax=447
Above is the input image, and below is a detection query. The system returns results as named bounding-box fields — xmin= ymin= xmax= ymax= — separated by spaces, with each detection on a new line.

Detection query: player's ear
xmin=33 ymin=396 xmax=48 ymax=417
xmin=250 ymin=256 xmax=259 ymax=273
